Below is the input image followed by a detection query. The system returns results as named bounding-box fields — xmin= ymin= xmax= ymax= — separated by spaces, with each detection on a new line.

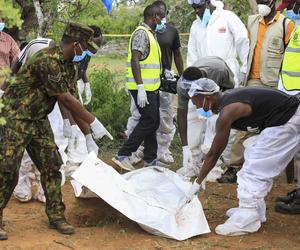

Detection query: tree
xmin=0 ymin=0 xmax=22 ymax=28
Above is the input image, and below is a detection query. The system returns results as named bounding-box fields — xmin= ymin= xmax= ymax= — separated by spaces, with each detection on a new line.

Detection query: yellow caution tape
xmin=103 ymin=33 xmax=189 ymax=37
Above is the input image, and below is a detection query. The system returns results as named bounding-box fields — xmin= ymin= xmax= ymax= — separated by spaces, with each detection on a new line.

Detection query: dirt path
xmin=1 ymin=179 xmax=299 ymax=250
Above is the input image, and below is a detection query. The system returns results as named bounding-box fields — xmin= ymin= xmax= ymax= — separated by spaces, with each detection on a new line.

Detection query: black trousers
xmin=118 ymin=90 xmax=160 ymax=162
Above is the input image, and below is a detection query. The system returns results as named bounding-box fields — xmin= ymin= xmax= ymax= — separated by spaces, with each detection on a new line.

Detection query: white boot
xmin=216 ymin=208 xmax=261 ymax=236
xmin=226 ymin=200 xmax=266 ymax=223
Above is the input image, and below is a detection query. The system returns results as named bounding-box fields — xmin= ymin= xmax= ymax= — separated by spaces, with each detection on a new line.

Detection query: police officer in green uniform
xmin=0 ymin=22 xmax=112 ymax=240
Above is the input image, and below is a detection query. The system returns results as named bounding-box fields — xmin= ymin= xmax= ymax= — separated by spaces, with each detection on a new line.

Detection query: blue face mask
xmin=85 ymin=50 xmax=96 ymax=57
xmin=286 ymin=9 xmax=300 ymax=21
xmin=196 ymin=98 xmax=213 ymax=118
xmin=202 ymin=8 xmax=211 ymax=27
xmin=155 ymin=18 xmax=167 ymax=33
xmin=73 ymin=44 xmax=87 ymax=62
xmin=0 ymin=23 xmax=5 ymax=32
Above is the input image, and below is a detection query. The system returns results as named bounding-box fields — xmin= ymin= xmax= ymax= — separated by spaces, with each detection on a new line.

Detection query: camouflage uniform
xmin=0 ymin=22 xmax=97 ymax=223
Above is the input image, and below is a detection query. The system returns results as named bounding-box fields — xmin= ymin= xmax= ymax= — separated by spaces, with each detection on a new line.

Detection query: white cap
xmin=188 ymin=78 xmax=220 ymax=97
xmin=211 ymin=0 xmax=224 ymax=9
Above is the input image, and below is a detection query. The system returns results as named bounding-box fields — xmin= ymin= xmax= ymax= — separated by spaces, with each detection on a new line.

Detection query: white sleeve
xmin=227 ymin=11 xmax=249 ymax=74
xmin=187 ymin=23 xmax=198 ymax=67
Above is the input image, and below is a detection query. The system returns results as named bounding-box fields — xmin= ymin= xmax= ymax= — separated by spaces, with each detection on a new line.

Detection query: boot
xmin=0 ymin=214 xmax=8 ymax=240
xmin=217 ymin=167 xmax=239 ymax=184
xmin=49 ymin=220 xmax=75 ymax=235
xmin=275 ymin=188 xmax=299 ymax=203
xmin=275 ymin=189 xmax=300 ymax=214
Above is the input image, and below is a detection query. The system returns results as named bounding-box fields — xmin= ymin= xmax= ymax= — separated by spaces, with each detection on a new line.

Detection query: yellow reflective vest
xmin=126 ymin=25 xmax=161 ymax=91
xmin=281 ymin=25 xmax=300 ymax=91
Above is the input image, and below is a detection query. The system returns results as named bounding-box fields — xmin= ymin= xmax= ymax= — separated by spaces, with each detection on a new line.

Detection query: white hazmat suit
xmin=181 ymin=0 xmax=249 ymax=178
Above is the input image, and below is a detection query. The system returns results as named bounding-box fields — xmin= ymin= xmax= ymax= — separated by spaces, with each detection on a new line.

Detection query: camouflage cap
xmin=63 ymin=22 xmax=99 ymax=53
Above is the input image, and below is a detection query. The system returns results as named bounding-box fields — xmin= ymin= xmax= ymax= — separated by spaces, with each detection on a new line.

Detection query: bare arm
xmin=58 ymin=99 xmax=91 ymax=135
xmin=196 ymin=103 xmax=252 ymax=184
xmin=57 ymin=93 xmax=95 ymax=124
xmin=177 ymin=108 xmax=188 ymax=146
xmin=131 ymin=50 xmax=143 ymax=85
xmin=72 ymin=114 xmax=91 ymax=135
xmin=58 ymin=101 xmax=76 ymax=125
xmin=174 ymin=48 xmax=184 ymax=76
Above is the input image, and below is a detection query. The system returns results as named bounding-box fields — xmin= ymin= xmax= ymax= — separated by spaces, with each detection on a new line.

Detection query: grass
xmin=89 ymin=54 xmax=127 ymax=84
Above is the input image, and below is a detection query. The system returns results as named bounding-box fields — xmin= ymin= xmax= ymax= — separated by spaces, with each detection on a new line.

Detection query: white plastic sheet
xmin=72 ymin=153 xmax=210 ymax=240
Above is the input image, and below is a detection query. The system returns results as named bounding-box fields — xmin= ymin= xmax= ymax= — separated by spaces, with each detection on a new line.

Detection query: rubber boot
xmin=49 ymin=220 xmax=75 ymax=235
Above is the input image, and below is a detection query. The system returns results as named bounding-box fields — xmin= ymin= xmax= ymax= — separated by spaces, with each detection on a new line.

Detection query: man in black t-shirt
xmin=184 ymin=77 xmax=300 ymax=236
xmin=155 ymin=0 xmax=184 ymax=164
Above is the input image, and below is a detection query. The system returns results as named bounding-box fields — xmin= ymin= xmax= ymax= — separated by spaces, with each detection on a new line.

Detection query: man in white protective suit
xmin=125 ymin=0 xmax=184 ymax=166
xmin=179 ymin=0 xmax=249 ymax=179
xmin=186 ymin=78 xmax=300 ymax=235
xmin=176 ymin=57 xmax=234 ymax=178
xmin=7 ymin=37 xmax=101 ymax=203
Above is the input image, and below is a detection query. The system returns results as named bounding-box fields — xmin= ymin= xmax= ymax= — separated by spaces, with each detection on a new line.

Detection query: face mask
xmin=287 ymin=9 xmax=300 ymax=21
xmin=73 ymin=43 xmax=87 ymax=62
xmin=196 ymin=98 xmax=213 ymax=118
xmin=257 ymin=3 xmax=272 ymax=17
xmin=86 ymin=50 xmax=96 ymax=57
xmin=201 ymin=8 xmax=211 ymax=27
xmin=155 ymin=18 xmax=167 ymax=33
xmin=0 ymin=23 xmax=5 ymax=32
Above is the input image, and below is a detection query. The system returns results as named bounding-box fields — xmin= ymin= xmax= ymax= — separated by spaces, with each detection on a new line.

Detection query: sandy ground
xmin=1 ymin=173 xmax=300 ymax=250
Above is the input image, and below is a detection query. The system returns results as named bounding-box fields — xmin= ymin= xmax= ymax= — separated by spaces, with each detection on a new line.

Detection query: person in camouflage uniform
xmin=0 ymin=22 xmax=112 ymax=240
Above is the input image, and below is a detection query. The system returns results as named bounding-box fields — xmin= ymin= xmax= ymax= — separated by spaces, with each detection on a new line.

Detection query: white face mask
xmin=257 ymin=4 xmax=271 ymax=17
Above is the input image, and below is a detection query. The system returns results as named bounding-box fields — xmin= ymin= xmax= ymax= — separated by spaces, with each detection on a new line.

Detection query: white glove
xmin=137 ymin=84 xmax=149 ymax=108
xmin=182 ymin=146 xmax=193 ymax=168
xmin=164 ymin=69 xmax=176 ymax=80
xmin=84 ymin=82 xmax=92 ymax=105
xmin=240 ymin=72 xmax=247 ymax=86
xmin=186 ymin=180 xmax=201 ymax=201
xmin=68 ymin=125 xmax=80 ymax=151
xmin=0 ymin=89 xmax=4 ymax=98
xmin=77 ymin=79 xmax=85 ymax=95
xmin=85 ymin=134 xmax=99 ymax=155
xmin=90 ymin=118 xmax=113 ymax=140
xmin=63 ymin=119 xmax=72 ymax=138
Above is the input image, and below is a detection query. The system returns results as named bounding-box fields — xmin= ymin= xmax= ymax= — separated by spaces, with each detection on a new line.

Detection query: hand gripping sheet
xmin=72 ymin=153 xmax=210 ymax=240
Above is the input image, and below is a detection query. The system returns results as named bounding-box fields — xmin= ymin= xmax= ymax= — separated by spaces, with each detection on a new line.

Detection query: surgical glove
xmin=164 ymin=69 xmax=176 ymax=80
xmin=63 ymin=119 xmax=72 ymax=138
xmin=182 ymin=146 xmax=193 ymax=168
xmin=77 ymin=79 xmax=85 ymax=95
xmin=240 ymin=72 xmax=247 ymax=86
xmin=90 ymin=118 xmax=113 ymax=140
xmin=68 ymin=125 xmax=80 ymax=151
xmin=85 ymin=134 xmax=99 ymax=155
xmin=186 ymin=180 xmax=201 ymax=201
xmin=137 ymin=84 xmax=149 ymax=108
xmin=0 ymin=89 xmax=4 ymax=98
xmin=84 ymin=82 xmax=92 ymax=105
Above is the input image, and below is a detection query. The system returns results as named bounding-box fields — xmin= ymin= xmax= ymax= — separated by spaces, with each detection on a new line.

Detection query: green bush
xmin=87 ymin=68 xmax=130 ymax=144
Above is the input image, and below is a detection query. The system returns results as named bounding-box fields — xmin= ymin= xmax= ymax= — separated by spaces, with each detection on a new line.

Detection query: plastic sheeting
xmin=72 ymin=153 xmax=210 ymax=240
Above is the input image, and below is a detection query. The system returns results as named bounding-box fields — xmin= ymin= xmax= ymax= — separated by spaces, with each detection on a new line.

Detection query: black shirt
xmin=219 ymin=87 xmax=300 ymax=133
xmin=157 ymin=23 xmax=181 ymax=71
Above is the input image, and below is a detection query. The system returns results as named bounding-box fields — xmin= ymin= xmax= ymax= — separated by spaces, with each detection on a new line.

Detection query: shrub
xmin=87 ymin=68 xmax=130 ymax=146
